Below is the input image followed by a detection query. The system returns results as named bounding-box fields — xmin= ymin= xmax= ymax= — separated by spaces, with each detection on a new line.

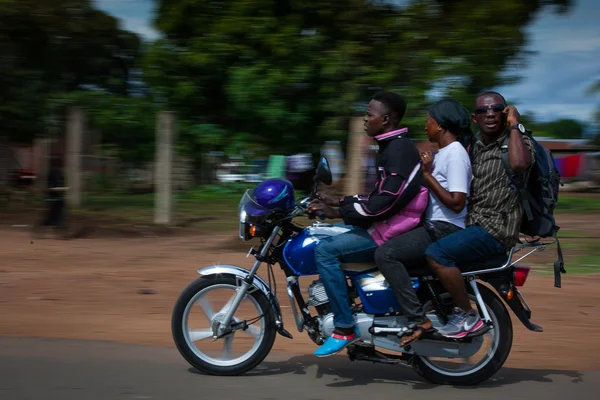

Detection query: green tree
xmin=48 ymin=91 xmax=157 ymax=166
xmin=586 ymin=80 xmax=600 ymax=97
xmin=0 ymin=0 xmax=142 ymax=143
xmin=144 ymin=0 xmax=573 ymax=154
xmin=539 ymin=119 xmax=586 ymax=139
xmin=585 ymin=79 xmax=600 ymax=145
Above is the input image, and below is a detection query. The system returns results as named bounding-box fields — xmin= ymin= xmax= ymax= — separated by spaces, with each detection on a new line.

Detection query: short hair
xmin=475 ymin=91 xmax=507 ymax=107
xmin=372 ymin=91 xmax=407 ymax=125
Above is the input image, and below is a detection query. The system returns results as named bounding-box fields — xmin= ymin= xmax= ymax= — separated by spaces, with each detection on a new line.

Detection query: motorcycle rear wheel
xmin=412 ymin=283 xmax=512 ymax=385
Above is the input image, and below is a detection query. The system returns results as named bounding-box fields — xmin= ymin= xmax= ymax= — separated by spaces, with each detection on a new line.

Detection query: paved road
xmin=0 ymin=337 xmax=596 ymax=400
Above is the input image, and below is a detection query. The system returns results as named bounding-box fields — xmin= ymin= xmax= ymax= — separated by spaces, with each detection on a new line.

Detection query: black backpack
xmin=499 ymin=131 xmax=566 ymax=288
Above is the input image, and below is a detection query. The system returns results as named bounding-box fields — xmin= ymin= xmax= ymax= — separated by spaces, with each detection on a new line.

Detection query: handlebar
xmin=311 ymin=210 xmax=326 ymax=220
xmin=294 ymin=196 xmax=326 ymax=220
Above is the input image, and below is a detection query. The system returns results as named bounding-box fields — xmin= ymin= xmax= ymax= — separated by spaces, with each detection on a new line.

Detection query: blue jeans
xmin=424 ymin=225 xmax=506 ymax=268
xmin=314 ymin=225 xmax=378 ymax=329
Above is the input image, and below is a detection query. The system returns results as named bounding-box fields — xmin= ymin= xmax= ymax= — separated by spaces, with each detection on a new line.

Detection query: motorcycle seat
xmin=407 ymin=253 xmax=510 ymax=277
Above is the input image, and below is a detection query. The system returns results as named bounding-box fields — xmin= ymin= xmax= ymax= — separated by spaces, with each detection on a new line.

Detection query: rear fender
xmin=484 ymin=276 xmax=543 ymax=332
xmin=197 ymin=265 xmax=292 ymax=339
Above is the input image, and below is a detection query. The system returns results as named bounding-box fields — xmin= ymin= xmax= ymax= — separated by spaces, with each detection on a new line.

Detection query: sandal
xmin=398 ymin=320 xmax=434 ymax=347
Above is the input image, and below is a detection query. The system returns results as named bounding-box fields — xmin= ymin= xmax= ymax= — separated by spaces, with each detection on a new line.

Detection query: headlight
xmin=238 ymin=208 xmax=269 ymax=240
xmin=239 ymin=208 xmax=249 ymax=240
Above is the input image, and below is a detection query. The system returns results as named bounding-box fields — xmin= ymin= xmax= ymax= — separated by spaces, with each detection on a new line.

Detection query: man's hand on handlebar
xmin=315 ymin=192 xmax=339 ymax=207
xmin=307 ymin=199 xmax=341 ymax=220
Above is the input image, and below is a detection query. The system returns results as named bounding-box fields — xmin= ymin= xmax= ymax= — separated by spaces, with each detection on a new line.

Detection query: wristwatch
xmin=510 ymin=123 xmax=526 ymax=134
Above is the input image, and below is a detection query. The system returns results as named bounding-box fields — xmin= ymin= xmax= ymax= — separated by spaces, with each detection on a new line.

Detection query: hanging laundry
xmin=554 ymin=154 xmax=587 ymax=178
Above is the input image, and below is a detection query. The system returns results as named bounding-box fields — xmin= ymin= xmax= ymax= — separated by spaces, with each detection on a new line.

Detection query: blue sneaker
xmin=314 ymin=327 xmax=361 ymax=358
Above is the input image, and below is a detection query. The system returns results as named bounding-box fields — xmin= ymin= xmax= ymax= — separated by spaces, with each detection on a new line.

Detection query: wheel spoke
xmin=231 ymin=316 xmax=261 ymax=339
xmin=181 ymin=283 xmax=269 ymax=367
xmin=197 ymin=296 xmax=215 ymax=319
xmin=241 ymin=324 xmax=261 ymax=339
xmin=221 ymin=334 xmax=234 ymax=360
xmin=189 ymin=329 xmax=213 ymax=342
xmin=218 ymin=294 xmax=236 ymax=315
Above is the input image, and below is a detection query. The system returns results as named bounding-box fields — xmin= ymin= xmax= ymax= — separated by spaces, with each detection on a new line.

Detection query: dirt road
xmin=1 ymin=212 xmax=600 ymax=370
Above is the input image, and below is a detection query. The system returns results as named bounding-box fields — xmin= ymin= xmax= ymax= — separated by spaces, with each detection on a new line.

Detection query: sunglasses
xmin=474 ymin=104 xmax=505 ymax=115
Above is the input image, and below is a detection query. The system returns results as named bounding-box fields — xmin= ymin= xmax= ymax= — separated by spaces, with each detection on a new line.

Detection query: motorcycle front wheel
xmin=171 ymin=274 xmax=277 ymax=376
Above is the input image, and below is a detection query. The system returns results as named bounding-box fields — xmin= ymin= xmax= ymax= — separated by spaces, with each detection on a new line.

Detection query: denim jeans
xmin=424 ymin=224 xmax=507 ymax=268
xmin=314 ymin=225 xmax=378 ymax=329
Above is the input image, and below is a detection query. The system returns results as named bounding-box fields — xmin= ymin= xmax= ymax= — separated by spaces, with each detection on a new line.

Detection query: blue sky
xmin=95 ymin=0 xmax=599 ymax=125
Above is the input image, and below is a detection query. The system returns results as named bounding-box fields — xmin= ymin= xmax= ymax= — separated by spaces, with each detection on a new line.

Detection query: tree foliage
xmin=0 ymin=0 xmax=580 ymax=165
xmin=585 ymin=79 xmax=600 ymax=145
xmin=520 ymin=116 xmax=587 ymax=139
xmin=48 ymin=91 xmax=158 ymax=166
xmin=0 ymin=0 xmax=141 ymax=143
xmin=144 ymin=0 xmax=573 ymax=153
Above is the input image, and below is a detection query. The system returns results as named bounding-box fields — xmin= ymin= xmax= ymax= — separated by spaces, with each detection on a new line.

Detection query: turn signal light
xmin=506 ymin=289 xmax=514 ymax=300
xmin=247 ymin=224 xmax=267 ymax=238
xmin=498 ymin=284 xmax=513 ymax=300
xmin=249 ymin=225 xmax=257 ymax=237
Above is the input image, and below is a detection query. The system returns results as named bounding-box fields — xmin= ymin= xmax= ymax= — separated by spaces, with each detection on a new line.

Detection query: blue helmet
xmin=253 ymin=178 xmax=295 ymax=211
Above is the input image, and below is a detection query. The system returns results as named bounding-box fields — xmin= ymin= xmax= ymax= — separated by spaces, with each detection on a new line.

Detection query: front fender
xmin=197 ymin=265 xmax=293 ymax=339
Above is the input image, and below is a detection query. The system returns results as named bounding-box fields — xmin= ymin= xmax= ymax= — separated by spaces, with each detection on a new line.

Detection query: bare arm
xmin=505 ymin=106 xmax=532 ymax=172
xmin=420 ymin=151 xmax=466 ymax=214
xmin=423 ymin=173 xmax=466 ymax=213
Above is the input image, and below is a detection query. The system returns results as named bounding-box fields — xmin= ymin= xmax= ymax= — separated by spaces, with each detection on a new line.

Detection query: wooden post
xmin=344 ymin=116 xmax=366 ymax=195
xmin=33 ymin=138 xmax=53 ymax=194
xmin=154 ymin=111 xmax=176 ymax=225
xmin=66 ymin=107 xmax=84 ymax=207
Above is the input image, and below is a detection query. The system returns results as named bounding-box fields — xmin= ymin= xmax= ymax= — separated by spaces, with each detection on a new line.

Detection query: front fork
xmin=217 ymin=226 xmax=282 ymax=334
xmin=286 ymin=276 xmax=317 ymax=334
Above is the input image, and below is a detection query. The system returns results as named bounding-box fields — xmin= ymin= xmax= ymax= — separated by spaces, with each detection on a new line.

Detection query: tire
xmin=412 ymin=283 xmax=513 ymax=386
xmin=171 ymin=274 xmax=277 ymax=376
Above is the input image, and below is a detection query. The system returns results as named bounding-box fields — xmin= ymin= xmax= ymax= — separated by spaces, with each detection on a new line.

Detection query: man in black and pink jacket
xmin=307 ymin=91 xmax=429 ymax=357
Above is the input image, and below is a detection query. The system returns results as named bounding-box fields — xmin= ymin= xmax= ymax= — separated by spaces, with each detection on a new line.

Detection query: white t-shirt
xmin=425 ymin=141 xmax=472 ymax=229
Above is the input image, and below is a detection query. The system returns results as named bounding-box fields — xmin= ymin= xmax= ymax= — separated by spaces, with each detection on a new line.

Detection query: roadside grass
xmin=555 ymin=195 xmax=600 ymax=214
xmin=71 ymin=183 xmax=317 ymax=233
xmin=75 ymin=190 xmax=600 ymax=275
xmin=2 ymin=188 xmax=599 ymax=260
xmin=531 ymin=256 xmax=600 ymax=275
xmin=528 ymin=238 xmax=600 ymax=276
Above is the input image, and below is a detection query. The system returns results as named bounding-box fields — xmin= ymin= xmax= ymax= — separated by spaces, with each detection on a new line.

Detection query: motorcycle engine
xmin=306 ymin=279 xmax=331 ymax=316
xmin=306 ymin=279 xmax=373 ymax=341
xmin=306 ymin=279 xmax=334 ymax=341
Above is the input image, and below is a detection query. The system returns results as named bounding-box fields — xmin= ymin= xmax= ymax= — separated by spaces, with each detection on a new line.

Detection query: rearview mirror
xmin=314 ymin=157 xmax=332 ymax=185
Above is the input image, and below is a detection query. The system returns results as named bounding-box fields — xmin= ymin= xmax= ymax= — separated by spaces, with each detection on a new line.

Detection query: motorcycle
xmin=171 ymin=157 xmax=556 ymax=385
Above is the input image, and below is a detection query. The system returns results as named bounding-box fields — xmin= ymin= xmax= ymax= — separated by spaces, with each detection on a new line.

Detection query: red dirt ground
xmin=1 ymin=214 xmax=599 ymax=371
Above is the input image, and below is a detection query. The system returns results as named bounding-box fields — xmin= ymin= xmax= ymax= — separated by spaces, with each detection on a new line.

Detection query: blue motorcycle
xmin=172 ymin=157 xmax=553 ymax=385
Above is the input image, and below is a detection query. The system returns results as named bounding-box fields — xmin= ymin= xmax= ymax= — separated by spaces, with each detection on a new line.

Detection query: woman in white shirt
xmin=374 ymin=98 xmax=473 ymax=346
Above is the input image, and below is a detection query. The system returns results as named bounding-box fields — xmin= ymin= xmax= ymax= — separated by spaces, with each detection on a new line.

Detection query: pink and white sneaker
xmin=437 ymin=307 xmax=485 ymax=339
